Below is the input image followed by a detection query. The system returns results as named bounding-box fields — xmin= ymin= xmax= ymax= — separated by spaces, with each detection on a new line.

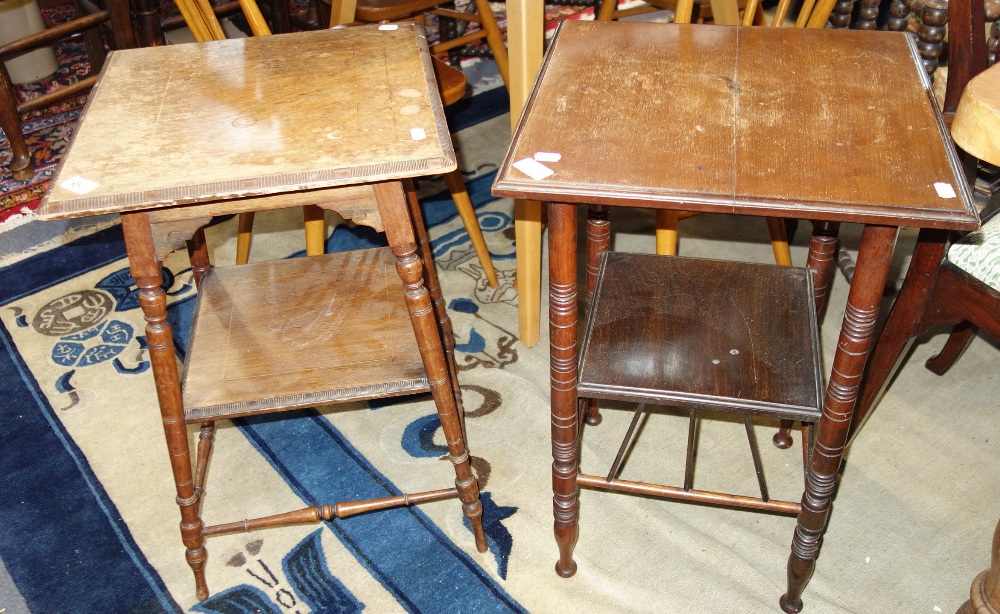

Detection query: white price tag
xmin=534 ymin=151 xmax=562 ymax=163
xmin=60 ymin=176 xmax=99 ymax=195
xmin=512 ymin=158 xmax=554 ymax=181
xmin=934 ymin=182 xmax=956 ymax=198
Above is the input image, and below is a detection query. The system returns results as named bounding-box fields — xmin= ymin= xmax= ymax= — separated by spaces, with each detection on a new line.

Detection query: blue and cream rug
xmin=3 ymin=33 xmax=1000 ymax=614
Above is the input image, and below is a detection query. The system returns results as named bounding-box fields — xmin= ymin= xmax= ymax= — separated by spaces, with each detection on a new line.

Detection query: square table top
xmin=38 ymin=23 xmax=455 ymax=220
xmin=492 ymin=21 xmax=980 ymax=231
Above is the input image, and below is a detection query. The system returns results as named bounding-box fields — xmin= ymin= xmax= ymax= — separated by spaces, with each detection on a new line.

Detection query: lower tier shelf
xmin=181 ymin=247 xmax=430 ymax=422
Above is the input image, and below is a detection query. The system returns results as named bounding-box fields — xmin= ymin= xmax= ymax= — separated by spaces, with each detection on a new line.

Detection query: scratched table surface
xmin=493 ymin=21 xmax=979 ymax=232
xmin=38 ymin=23 xmax=455 ymax=220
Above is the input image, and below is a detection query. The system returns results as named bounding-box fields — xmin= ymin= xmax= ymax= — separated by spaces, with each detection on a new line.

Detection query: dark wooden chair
xmin=0 ymin=0 xmax=132 ymax=181
xmin=948 ymin=63 xmax=1000 ymax=614
xmin=882 ymin=0 xmax=1000 ymax=75
xmin=575 ymin=252 xmax=823 ymax=517
xmin=853 ymin=0 xmax=997 ymax=438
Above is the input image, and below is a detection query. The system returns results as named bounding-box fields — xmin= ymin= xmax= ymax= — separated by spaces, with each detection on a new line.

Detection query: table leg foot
xmin=773 ymin=423 xmax=794 ymax=449
xmin=584 ymin=399 xmax=602 ymax=426
xmin=556 ymin=559 xmax=578 ymax=578
xmin=780 ymin=551 xmax=813 ymax=613
xmin=555 ymin=519 xmax=578 ymax=578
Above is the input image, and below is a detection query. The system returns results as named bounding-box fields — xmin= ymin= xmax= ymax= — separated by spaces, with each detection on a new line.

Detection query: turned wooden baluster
xmin=989 ymin=20 xmax=999 ymax=63
xmin=856 ymin=0 xmax=881 ymax=28
xmin=373 ymin=181 xmax=488 ymax=553
xmin=828 ymin=0 xmax=856 ymax=27
xmin=775 ymin=220 xmax=840 ymax=450
xmin=549 ymin=202 xmax=580 ymax=578
xmin=889 ymin=0 xmax=951 ymax=74
xmin=583 ymin=204 xmax=610 ymax=428
xmin=781 ymin=224 xmax=898 ymax=614
xmin=122 ymin=212 xmax=209 ymax=600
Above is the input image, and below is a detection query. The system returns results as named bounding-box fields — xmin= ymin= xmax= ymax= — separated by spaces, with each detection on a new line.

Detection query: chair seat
xmin=181 ymin=247 xmax=430 ymax=422
xmin=948 ymin=214 xmax=1000 ymax=291
xmin=578 ymin=253 xmax=824 ymax=422
xmin=355 ymin=0 xmax=448 ymax=21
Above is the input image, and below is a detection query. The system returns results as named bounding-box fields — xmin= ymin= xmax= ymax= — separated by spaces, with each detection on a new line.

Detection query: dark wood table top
xmin=493 ymin=21 xmax=979 ymax=232
xmin=38 ymin=23 xmax=455 ymax=220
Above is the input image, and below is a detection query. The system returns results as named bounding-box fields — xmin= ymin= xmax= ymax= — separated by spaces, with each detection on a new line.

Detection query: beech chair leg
xmin=767 ymin=217 xmax=793 ymax=265
xmin=303 ymin=205 xmax=326 ymax=256
xmin=655 ymin=210 xmax=680 ymax=255
xmin=375 ymin=181 xmax=487 ymax=553
xmin=472 ymin=0 xmax=511 ymax=90
xmin=235 ymin=212 xmax=255 ymax=265
xmin=442 ymin=171 xmax=499 ymax=288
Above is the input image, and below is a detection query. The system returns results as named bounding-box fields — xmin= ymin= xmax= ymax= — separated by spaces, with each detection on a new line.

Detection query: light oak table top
xmin=38 ymin=23 xmax=455 ymax=220
xmin=493 ymin=21 xmax=979 ymax=231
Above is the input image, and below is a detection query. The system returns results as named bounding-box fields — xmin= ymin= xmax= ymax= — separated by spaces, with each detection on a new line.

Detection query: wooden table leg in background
xmin=959 ymin=518 xmax=1000 ymax=613
xmin=781 ymin=224 xmax=899 ymax=613
xmin=548 ymin=202 xmax=581 ymax=577
xmin=507 ymin=0 xmax=545 ymax=347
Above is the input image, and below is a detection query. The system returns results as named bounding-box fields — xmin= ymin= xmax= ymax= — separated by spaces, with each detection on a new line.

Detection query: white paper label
xmin=410 ymin=127 xmax=427 ymax=141
xmin=934 ymin=182 xmax=956 ymax=198
xmin=378 ymin=24 xmax=399 ymax=30
xmin=534 ymin=151 xmax=562 ymax=163
xmin=512 ymin=157 xmax=554 ymax=180
xmin=60 ymin=176 xmax=99 ymax=195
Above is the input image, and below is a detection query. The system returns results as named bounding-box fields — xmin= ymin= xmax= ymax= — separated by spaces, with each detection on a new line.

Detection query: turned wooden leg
xmin=375 ymin=182 xmax=487 ymax=553
xmin=549 ymin=202 xmax=580 ymax=578
xmin=443 ymin=171 xmax=499 ymax=288
xmin=917 ymin=0 xmax=949 ymax=76
xmin=926 ymin=321 xmax=978 ymax=375
xmin=958 ymin=518 xmax=1000 ymax=613
xmin=774 ymin=221 xmax=840 ymax=449
xmin=122 ymin=212 xmax=208 ymax=600
xmin=186 ymin=228 xmax=211 ymax=288
xmin=583 ymin=204 xmax=610 ymax=427
xmin=1 ymin=68 xmax=32 ymax=182
xmin=781 ymin=224 xmax=898 ymax=613
xmin=851 ymin=228 xmax=948 ymax=442
xmin=827 ymin=0 xmax=855 ymax=28
xmin=404 ymin=180 xmax=469 ymax=440
xmin=806 ymin=220 xmax=841 ymax=318
xmin=855 ymin=0 xmax=880 ymax=28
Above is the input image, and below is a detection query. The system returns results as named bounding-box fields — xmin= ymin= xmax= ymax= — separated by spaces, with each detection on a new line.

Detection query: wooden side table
xmin=38 ymin=24 xmax=488 ymax=601
xmin=493 ymin=20 xmax=980 ymax=612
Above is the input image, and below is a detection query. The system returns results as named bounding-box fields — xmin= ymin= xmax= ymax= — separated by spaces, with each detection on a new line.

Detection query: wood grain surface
xmin=493 ymin=21 xmax=979 ymax=231
xmin=578 ymin=253 xmax=823 ymax=421
xmin=39 ymin=23 xmax=455 ymax=219
xmin=181 ymin=247 xmax=429 ymax=421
